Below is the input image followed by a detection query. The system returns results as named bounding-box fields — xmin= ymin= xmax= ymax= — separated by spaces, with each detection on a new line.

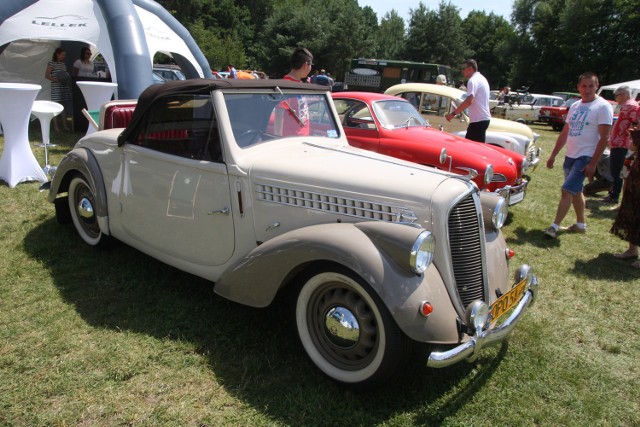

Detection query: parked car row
xmin=492 ymin=93 xmax=564 ymax=124
xmin=44 ymin=79 xmax=538 ymax=390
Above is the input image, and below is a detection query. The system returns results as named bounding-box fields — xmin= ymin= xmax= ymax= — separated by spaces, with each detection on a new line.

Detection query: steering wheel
xmin=236 ymin=129 xmax=268 ymax=146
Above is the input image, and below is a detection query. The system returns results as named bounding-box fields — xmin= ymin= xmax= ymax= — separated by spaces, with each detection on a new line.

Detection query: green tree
xmin=510 ymin=0 xmax=640 ymax=91
xmin=375 ymin=10 xmax=406 ymax=59
xmin=258 ymin=0 xmax=375 ymax=80
xmin=158 ymin=0 xmax=251 ymax=70
xmin=405 ymin=2 xmax=466 ymax=66
xmin=462 ymin=11 xmax=518 ymax=89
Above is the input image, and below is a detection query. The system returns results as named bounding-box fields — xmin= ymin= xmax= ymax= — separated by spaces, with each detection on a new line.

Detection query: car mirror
xmin=439 ymin=148 xmax=447 ymax=164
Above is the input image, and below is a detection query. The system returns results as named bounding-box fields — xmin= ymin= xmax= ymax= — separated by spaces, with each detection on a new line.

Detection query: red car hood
xmin=351 ymin=124 xmax=519 ymax=188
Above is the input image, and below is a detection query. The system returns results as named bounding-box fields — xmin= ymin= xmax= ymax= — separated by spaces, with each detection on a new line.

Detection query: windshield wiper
xmin=275 ymin=86 xmax=305 ymax=127
xmin=402 ymin=116 xmax=421 ymax=128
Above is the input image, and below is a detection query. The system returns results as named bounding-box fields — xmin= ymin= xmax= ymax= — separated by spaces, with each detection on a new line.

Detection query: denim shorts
xmin=562 ymin=155 xmax=591 ymax=195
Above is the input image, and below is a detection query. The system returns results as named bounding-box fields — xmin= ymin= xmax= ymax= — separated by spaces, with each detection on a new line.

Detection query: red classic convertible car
xmin=332 ymin=92 xmax=528 ymax=205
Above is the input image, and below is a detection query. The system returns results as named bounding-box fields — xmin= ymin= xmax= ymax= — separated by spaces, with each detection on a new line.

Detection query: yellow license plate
xmin=490 ymin=278 xmax=527 ymax=324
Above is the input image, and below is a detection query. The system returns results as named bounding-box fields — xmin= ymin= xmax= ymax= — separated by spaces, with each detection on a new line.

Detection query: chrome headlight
xmin=410 ymin=230 xmax=435 ymax=274
xmin=479 ymin=191 xmax=509 ymax=231
xmin=492 ymin=196 xmax=508 ymax=230
xmin=484 ymin=164 xmax=494 ymax=185
xmin=465 ymin=300 xmax=489 ymax=333
xmin=514 ymin=264 xmax=534 ymax=286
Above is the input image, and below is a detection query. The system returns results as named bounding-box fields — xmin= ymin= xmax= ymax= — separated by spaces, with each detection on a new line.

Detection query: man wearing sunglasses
xmin=445 ymin=59 xmax=491 ymax=143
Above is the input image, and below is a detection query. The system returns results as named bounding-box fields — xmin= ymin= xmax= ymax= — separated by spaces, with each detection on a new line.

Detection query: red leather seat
xmin=102 ymin=104 xmax=136 ymax=129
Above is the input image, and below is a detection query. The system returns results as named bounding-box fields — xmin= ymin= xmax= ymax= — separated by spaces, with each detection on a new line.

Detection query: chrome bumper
xmin=527 ymin=146 xmax=542 ymax=171
xmin=427 ymin=274 xmax=539 ymax=368
xmin=495 ymin=178 xmax=528 ymax=205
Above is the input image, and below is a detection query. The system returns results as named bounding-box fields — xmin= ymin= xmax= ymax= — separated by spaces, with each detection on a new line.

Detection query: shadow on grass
xmin=506 ymin=225 xmax=561 ymax=248
xmin=585 ymin=197 xmax=620 ymax=220
xmin=571 ymin=252 xmax=640 ymax=281
xmin=23 ymin=217 xmax=508 ymax=425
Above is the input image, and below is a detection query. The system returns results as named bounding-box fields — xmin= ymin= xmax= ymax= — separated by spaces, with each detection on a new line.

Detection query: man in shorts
xmin=544 ymin=72 xmax=613 ymax=238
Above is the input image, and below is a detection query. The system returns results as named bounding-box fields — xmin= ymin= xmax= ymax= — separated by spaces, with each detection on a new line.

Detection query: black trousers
xmin=466 ymin=120 xmax=490 ymax=143
xmin=609 ymin=147 xmax=628 ymax=200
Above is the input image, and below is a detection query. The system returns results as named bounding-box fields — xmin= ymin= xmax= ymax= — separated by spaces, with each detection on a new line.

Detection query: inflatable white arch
xmin=0 ymin=0 xmax=212 ymax=99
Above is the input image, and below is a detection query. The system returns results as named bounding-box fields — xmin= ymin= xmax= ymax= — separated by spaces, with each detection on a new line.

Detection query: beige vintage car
xmin=45 ymin=79 xmax=538 ymax=390
xmin=385 ymin=83 xmax=541 ymax=170
xmin=492 ymin=93 xmax=564 ymax=124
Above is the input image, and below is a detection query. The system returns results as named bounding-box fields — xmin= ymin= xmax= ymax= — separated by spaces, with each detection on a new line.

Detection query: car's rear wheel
xmin=295 ymin=268 xmax=411 ymax=390
xmin=68 ymin=175 xmax=108 ymax=247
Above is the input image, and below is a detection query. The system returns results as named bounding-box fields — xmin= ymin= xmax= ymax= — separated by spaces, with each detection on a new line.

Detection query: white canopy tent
xmin=0 ymin=0 xmax=212 ymax=100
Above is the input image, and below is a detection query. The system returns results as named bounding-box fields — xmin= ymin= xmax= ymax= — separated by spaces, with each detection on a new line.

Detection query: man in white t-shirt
xmin=445 ymin=59 xmax=491 ymax=142
xmin=544 ymin=72 xmax=614 ymax=238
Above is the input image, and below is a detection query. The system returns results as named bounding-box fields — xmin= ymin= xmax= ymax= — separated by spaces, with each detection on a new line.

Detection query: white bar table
xmin=0 ymin=83 xmax=47 ymax=188
xmin=76 ymin=81 xmax=118 ymax=135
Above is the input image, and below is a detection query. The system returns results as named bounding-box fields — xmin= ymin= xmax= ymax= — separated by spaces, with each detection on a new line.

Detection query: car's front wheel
xmin=295 ymin=268 xmax=412 ymax=390
xmin=68 ymin=175 xmax=108 ymax=247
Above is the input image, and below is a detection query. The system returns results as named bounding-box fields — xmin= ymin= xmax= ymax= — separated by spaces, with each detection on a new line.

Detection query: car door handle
xmin=208 ymin=207 xmax=230 ymax=216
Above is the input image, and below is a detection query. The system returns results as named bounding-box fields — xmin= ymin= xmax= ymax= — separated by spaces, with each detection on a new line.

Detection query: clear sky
xmin=359 ymin=0 xmax=515 ymax=22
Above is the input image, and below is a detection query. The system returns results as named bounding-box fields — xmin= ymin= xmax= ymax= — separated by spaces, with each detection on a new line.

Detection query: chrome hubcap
xmin=77 ymin=197 xmax=94 ymax=219
xmin=324 ymin=306 xmax=360 ymax=348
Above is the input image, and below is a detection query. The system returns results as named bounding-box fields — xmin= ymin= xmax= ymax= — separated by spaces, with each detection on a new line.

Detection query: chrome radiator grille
xmin=448 ymin=194 xmax=485 ymax=308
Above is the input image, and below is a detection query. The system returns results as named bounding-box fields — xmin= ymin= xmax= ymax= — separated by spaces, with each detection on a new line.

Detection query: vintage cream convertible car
xmin=45 ymin=79 xmax=538 ymax=389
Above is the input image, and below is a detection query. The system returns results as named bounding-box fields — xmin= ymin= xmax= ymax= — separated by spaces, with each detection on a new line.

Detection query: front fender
xmin=48 ymin=147 xmax=109 ymax=233
xmin=215 ymin=222 xmax=422 ymax=307
xmin=215 ymin=221 xmax=460 ymax=342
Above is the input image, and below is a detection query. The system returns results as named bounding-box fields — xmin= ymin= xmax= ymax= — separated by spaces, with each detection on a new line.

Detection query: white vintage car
xmin=45 ymin=79 xmax=538 ymax=390
xmin=385 ymin=83 xmax=541 ymax=170
xmin=492 ymin=93 xmax=564 ymax=124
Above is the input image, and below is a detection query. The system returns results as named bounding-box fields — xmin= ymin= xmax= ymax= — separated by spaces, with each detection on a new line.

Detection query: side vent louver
xmin=256 ymin=184 xmax=415 ymax=223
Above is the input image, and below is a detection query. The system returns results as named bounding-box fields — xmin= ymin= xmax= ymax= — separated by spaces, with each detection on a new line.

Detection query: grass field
xmin=1 ymin=122 xmax=639 ymax=426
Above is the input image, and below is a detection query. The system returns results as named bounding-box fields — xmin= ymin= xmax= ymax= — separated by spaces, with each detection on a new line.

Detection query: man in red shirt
xmin=275 ymin=47 xmax=314 ymax=136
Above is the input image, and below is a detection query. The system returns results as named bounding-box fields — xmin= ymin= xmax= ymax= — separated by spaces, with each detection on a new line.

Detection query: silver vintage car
xmin=46 ymin=79 xmax=538 ymax=390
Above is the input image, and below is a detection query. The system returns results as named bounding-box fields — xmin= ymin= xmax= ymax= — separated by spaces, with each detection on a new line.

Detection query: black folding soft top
xmin=118 ymin=78 xmax=327 ymax=145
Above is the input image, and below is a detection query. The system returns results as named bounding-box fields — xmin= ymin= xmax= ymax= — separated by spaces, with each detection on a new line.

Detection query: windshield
xmin=223 ymin=92 xmax=340 ymax=147
xmin=371 ymin=100 xmax=429 ymax=129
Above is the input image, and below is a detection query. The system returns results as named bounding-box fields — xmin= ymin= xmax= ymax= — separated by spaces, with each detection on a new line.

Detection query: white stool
xmin=31 ymin=100 xmax=64 ymax=176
